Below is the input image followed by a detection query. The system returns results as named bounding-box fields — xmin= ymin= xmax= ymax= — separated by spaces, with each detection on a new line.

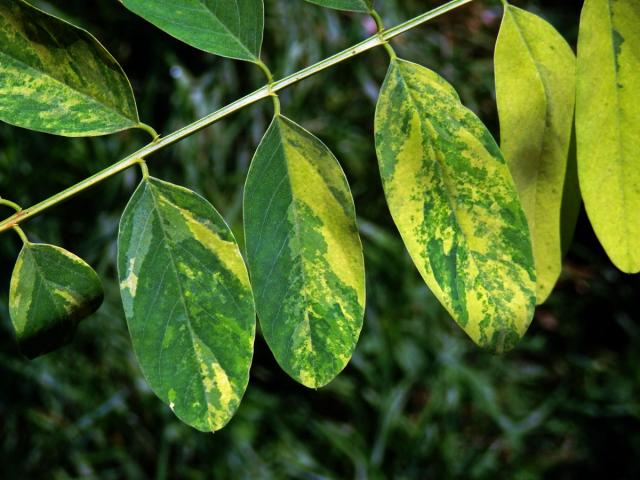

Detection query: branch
xmin=0 ymin=0 xmax=474 ymax=235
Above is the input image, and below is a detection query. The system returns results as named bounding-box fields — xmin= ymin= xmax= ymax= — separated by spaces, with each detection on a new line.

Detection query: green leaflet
xmin=495 ymin=4 xmax=577 ymax=304
xmin=375 ymin=59 xmax=536 ymax=353
xmin=303 ymin=0 xmax=371 ymax=12
xmin=120 ymin=0 xmax=263 ymax=62
xmin=243 ymin=115 xmax=365 ymax=388
xmin=9 ymin=243 xmax=103 ymax=359
xmin=0 ymin=0 xmax=139 ymax=136
xmin=576 ymin=0 xmax=640 ymax=273
xmin=117 ymin=177 xmax=256 ymax=432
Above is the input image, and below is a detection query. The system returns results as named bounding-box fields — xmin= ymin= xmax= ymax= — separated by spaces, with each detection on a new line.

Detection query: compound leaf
xmin=120 ymin=0 xmax=264 ymax=62
xmin=576 ymin=0 xmax=640 ymax=273
xmin=244 ymin=115 xmax=365 ymax=388
xmin=375 ymin=59 xmax=536 ymax=353
xmin=303 ymin=0 xmax=371 ymax=12
xmin=0 ymin=0 xmax=139 ymax=136
xmin=118 ymin=177 xmax=255 ymax=432
xmin=9 ymin=243 xmax=103 ymax=359
xmin=495 ymin=4 xmax=576 ymax=304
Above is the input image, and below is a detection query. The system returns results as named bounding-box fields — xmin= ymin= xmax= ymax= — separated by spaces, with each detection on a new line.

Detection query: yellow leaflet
xmin=496 ymin=4 xmax=577 ymax=303
xmin=577 ymin=0 xmax=640 ymax=273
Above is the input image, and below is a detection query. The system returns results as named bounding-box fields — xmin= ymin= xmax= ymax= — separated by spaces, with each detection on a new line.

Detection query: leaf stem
xmin=13 ymin=225 xmax=29 ymax=244
xmin=255 ymin=59 xmax=282 ymax=116
xmin=137 ymin=158 xmax=150 ymax=179
xmin=255 ymin=59 xmax=274 ymax=83
xmin=0 ymin=197 xmax=28 ymax=242
xmin=369 ymin=9 xmax=398 ymax=60
xmin=0 ymin=0 xmax=475 ymax=235
xmin=0 ymin=198 xmax=22 ymax=212
xmin=137 ymin=122 xmax=160 ymax=140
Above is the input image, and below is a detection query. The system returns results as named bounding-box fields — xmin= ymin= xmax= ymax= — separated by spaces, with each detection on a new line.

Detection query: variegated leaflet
xmin=244 ymin=115 xmax=365 ymax=388
xmin=117 ymin=177 xmax=255 ymax=432
xmin=375 ymin=58 xmax=536 ymax=353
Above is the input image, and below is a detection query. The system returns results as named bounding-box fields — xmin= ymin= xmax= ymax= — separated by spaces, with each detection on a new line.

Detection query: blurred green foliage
xmin=1 ymin=0 xmax=639 ymax=478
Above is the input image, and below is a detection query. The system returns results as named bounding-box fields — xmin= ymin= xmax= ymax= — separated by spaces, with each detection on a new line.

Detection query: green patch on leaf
xmin=9 ymin=243 xmax=103 ymax=359
xmin=120 ymin=0 xmax=264 ymax=62
xmin=303 ymin=0 xmax=371 ymax=12
xmin=576 ymin=0 xmax=640 ymax=273
xmin=118 ymin=177 xmax=255 ymax=432
xmin=495 ymin=4 xmax=577 ymax=304
xmin=0 ymin=0 xmax=139 ymax=136
xmin=375 ymin=58 xmax=536 ymax=353
xmin=244 ymin=115 xmax=365 ymax=388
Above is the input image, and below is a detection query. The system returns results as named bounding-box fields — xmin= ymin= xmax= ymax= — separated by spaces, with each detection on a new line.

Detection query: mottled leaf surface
xmin=495 ymin=4 xmax=576 ymax=304
xmin=120 ymin=0 xmax=264 ymax=62
xmin=303 ymin=0 xmax=371 ymax=12
xmin=576 ymin=0 xmax=640 ymax=273
xmin=375 ymin=59 xmax=536 ymax=353
xmin=244 ymin=115 xmax=365 ymax=388
xmin=118 ymin=177 xmax=255 ymax=432
xmin=9 ymin=243 xmax=103 ymax=359
xmin=0 ymin=0 xmax=139 ymax=136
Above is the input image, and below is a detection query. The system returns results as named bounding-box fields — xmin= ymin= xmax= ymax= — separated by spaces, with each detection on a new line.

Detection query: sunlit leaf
xmin=375 ymin=58 xmax=536 ymax=353
xmin=244 ymin=115 xmax=365 ymax=388
xmin=120 ymin=0 xmax=264 ymax=62
xmin=495 ymin=4 xmax=576 ymax=304
xmin=118 ymin=177 xmax=256 ymax=432
xmin=0 ymin=0 xmax=139 ymax=136
xmin=576 ymin=0 xmax=640 ymax=273
xmin=9 ymin=243 xmax=103 ymax=359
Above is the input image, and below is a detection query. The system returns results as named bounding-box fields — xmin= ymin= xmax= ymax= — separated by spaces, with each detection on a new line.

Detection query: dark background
xmin=1 ymin=0 xmax=639 ymax=478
